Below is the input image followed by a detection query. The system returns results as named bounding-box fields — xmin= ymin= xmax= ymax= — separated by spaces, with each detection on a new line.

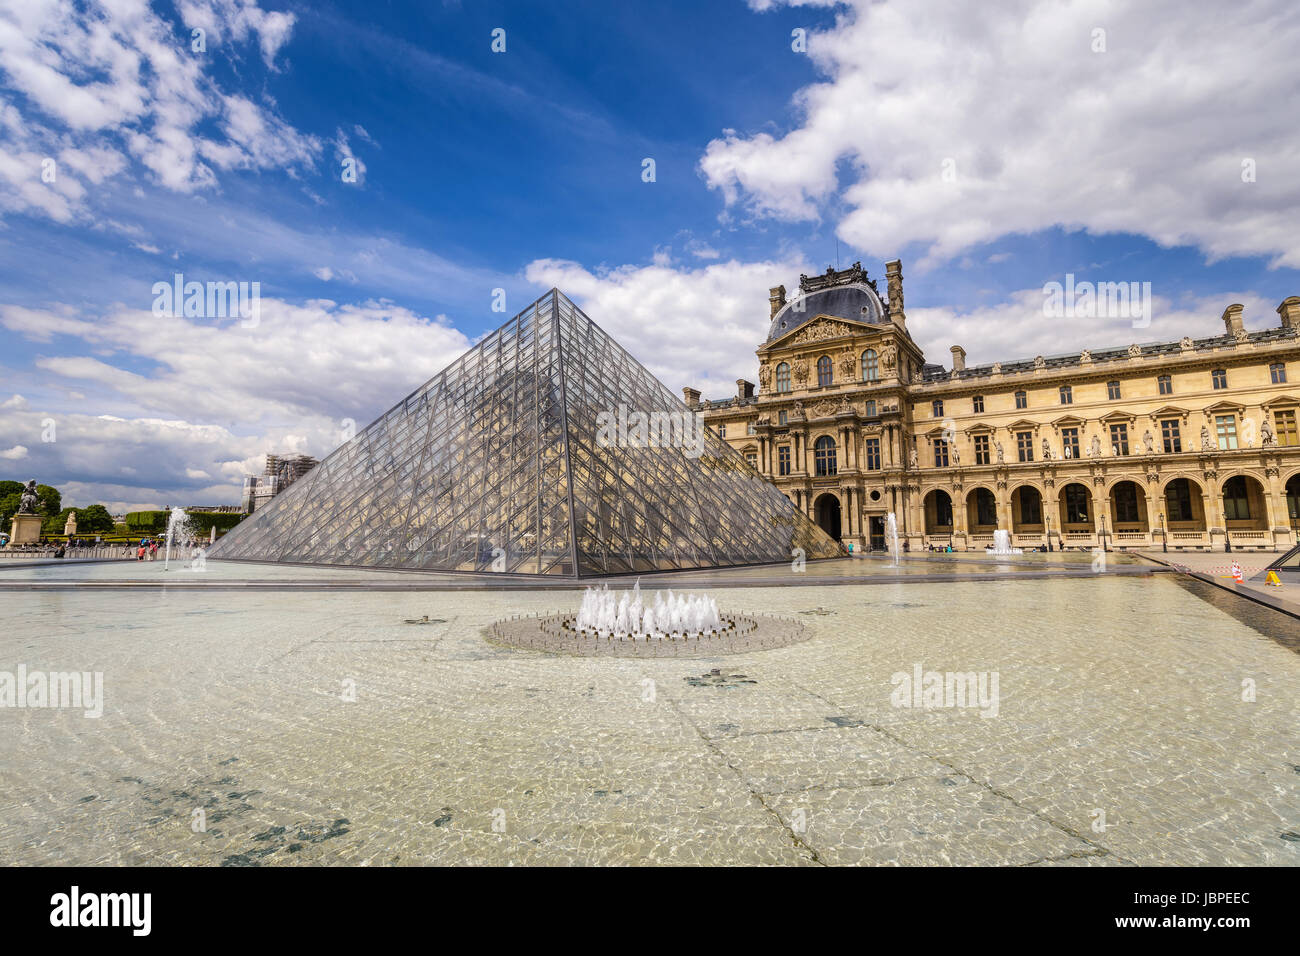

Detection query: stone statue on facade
xmin=1142 ymin=429 xmax=1154 ymax=454
xmin=1089 ymin=434 xmax=1101 ymax=457
xmin=908 ymin=447 xmax=918 ymax=469
xmin=757 ymin=363 xmax=771 ymax=391
xmin=995 ymin=441 xmax=1004 ymax=464
xmin=839 ymin=351 xmax=856 ymax=379
xmin=1200 ymin=425 xmax=1213 ymax=450
xmin=17 ymin=479 xmax=39 ymax=515
xmin=1262 ymin=416 xmax=1276 ymax=446
xmin=1041 ymin=437 xmax=1052 ymax=461
xmin=881 ymin=345 xmax=896 ymax=372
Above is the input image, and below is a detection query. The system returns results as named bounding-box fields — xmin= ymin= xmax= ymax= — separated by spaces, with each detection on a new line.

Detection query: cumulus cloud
xmin=0 ymin=296 xmax=473 ymax=506
xmin=702 ymin=0 xmax=1300 ymax=269
xmin=0 ymin=0 xmax=320 ymax=221
xmin=525 ymin=255 xmax=815 ymax=399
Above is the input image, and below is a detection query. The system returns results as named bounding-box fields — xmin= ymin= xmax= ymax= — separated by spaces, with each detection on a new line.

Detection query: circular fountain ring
xmin=488 ymin=612 xmax=810 ymax=658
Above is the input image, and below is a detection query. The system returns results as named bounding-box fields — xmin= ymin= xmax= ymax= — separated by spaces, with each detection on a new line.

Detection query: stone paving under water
xmin=0 ymin=565 xmax=1297 ymax=866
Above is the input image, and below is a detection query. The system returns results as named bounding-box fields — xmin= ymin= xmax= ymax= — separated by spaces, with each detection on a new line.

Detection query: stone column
xmin=1044 ymin=484 xmax=1062 ymax=548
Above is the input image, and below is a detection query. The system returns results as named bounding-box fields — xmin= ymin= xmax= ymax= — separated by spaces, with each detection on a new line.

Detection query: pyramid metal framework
xmin=210 ymin=289 xmax=843 ymax=576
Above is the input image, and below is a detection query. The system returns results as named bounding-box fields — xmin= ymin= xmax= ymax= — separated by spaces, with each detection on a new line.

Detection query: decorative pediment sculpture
xmin=791 ymin=318 xmax=854 ymax=344
xmin=1127 ymin=343 xmax=1142 ymax=357
xmin=1180 ymin=336 xmax=1194 ymax=351
xmin=1079 ymin=349 xmax=1091 ymax=363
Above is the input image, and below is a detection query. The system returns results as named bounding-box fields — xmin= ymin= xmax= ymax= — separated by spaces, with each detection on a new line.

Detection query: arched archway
xmin=1108 ymin=480 xmax=1150 ymax=536
xmin=924 ymin=490 xmax=953 ymax=536
xmin=1058 ymin=482 xmax=1094 ymax=539
xmin=814 ymin=493 xmax=842 ymax=541
xmin=966 ymin=487 xmax=997 ymax=534
xmin=1161 ymin=477 xmax=1207 ymax=541
xmin=1011 ymin=485 xmax=1043 ymax=534
xmin=1222 ymin=474 xmax=1268 ymax=532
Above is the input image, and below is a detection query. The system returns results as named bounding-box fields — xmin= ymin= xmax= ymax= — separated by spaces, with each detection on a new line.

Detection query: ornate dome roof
xmin=765 ymin=281 xmax=887 ymax=343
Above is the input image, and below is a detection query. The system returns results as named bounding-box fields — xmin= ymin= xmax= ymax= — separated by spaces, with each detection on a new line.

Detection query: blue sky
xmin=2 ymin=0 xmax=1299 ymax=510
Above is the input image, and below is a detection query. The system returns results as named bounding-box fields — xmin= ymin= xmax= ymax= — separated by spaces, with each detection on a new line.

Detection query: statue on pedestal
xmin=64 ymin=511 xmax=77 ymax=536
xmin=18 ymin=479 xmax=38 ymax=514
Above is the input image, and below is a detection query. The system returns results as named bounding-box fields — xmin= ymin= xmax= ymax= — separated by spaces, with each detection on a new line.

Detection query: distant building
xmin=241 ymin=454 xmax=319 ymax=514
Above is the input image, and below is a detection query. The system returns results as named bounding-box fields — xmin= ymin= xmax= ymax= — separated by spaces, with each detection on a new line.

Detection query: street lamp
xmin=1099 ymin=514 xmax=1108 ymax=552
xmin=1159 ymin=512 xmax=1167 ymax=553
xmin=1045 ymin=514 xmax=1052 ymax=552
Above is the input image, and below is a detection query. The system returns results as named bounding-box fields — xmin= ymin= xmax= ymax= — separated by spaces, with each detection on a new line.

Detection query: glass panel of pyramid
xmin=210 ymin=289 xmax=842 ymax=575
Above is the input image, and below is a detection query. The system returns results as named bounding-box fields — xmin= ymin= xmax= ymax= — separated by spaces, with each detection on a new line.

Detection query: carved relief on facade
xmin=757 ymin=363 xmax=772 ymax=391
xmin=792 ymin=362 xmax=810 ymax=387
xmin=880 ymin=344 xmax=897 ymax=372
xmin=839 ymin=351 xmax=857 ymax=379
xmin=792 ymin=318 xmax=854 ymax=344
xmin=810 ymin=399 xmax=839 ymax=419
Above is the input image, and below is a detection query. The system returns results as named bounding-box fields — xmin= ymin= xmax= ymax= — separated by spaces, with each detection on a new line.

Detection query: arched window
xmin=817 ymin=355 xmax=833 ymax=387
xmin=862 ymin=349 xmax=879 ymax=382
xmin=814 ymin=435 xmax=837 ymax=476
xmin=775 ymin=362 xmax=791 ymax=393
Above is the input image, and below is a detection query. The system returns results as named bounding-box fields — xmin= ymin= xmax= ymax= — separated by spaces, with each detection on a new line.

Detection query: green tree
xmin=0 ymin=492 xmax=19 ymax=535
xmin=36 ymin=484 xmax=60 ymax=517
xmin=77 ymin=504 xmax=115 ymax=534
xmin=0 ymin=480 xmax=22 ymax=499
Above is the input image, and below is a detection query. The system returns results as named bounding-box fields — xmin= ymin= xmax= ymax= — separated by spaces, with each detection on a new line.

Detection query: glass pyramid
xmin=210 ymin=289 xmax=843 ymax=576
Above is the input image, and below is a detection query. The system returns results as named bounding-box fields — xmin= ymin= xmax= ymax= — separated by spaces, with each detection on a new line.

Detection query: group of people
xmin=136 ymin=537 xmax=161 ymax=560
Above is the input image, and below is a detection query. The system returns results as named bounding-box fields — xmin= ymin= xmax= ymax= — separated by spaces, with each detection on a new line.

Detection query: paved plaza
xmin=1 ymin=558 xmax=1297 ymax=866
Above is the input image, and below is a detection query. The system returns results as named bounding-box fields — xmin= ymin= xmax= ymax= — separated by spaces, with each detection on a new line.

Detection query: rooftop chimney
xmin=950 ymin=345 xmax=966 ymax=372
xmin=885 ymin=259 xmax=906 ymax=332
xmin=1222 ymin=303 xmax=1245 ymax=336
xmin=1278 ymin=296 xmax=1300 ymax=331
xmin=682 ymin=386 xmax=701 ymax=408
xmin=769 ymin=285 xmax=787 ymax=320
xmin=737 ymin=379 xmax=755 ymax=401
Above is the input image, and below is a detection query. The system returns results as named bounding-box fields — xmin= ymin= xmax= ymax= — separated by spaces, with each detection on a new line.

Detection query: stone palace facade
xmin=685 ymin=261 xmax=1300 ymax=553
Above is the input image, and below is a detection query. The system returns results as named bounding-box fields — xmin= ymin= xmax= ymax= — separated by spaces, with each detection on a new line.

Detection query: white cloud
xmin=0 ymin=295 xmax=473 ymax=506
xmin=0 ymin=444 xmax=27 ymax=460
xmin=313 ymin=266 xmax=334 ymax=281
xmin=702 ymin=0 xmax=1300 ymax=269
xmin=525 ymin=255 xmax=814 ymax=399
xmin=0 ymin=0 xmax=320 ymax=220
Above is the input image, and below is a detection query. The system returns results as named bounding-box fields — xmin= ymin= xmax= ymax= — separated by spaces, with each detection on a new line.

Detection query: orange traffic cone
xmin=1230 ymin=561 xmax=1243 ymax=583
